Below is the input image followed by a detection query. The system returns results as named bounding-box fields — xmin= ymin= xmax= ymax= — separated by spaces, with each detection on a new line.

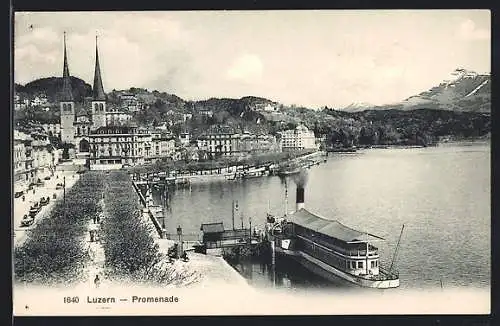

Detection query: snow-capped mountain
xmin=341 ymin=69 xmax=490 ymax=113
xmin=400 ymin=68 xmax=490 ymax=112
xmin=342 ymin=102 xmax=375 ymax=112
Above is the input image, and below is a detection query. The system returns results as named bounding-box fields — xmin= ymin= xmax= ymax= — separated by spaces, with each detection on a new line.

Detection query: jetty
xmin=200 ymin=222 xmax=262 ymax=250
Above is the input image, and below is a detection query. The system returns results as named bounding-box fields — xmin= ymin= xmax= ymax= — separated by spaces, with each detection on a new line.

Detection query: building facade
xmin=13 ymin=131 xmax=34 ymax=193
xmin=279 ymin=124 xmax=317 ymax=151
xmin=106 ymin=107 xmax=133 ymax=126
xmin=197 ymin=126 xmax=237 ymax=158
xmin=14 ymin=130 xmax=55 ymax=193
xmin=88 ymin=126 xmax=151 ymax=168
xmin=41 ymin=123 xmax=61 ymax=137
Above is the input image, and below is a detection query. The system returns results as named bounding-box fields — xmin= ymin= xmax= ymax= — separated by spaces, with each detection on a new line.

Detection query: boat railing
xmin=300 ymin=235 xmax=379 ymax=258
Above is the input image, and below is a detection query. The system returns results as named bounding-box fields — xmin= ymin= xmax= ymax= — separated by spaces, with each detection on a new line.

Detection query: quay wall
xmin=131 ymin=180 xmax=165 ymax=238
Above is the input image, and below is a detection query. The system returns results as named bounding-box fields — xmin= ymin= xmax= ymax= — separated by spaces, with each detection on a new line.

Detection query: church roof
xmin=61 ymin=32 xmax=74 ymax=102
xmin=92 ymin=37 xmax=106 ymax=101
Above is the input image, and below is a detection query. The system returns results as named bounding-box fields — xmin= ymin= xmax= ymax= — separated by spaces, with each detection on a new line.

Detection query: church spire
xmin=93 ymin=34 xmax=106 ymax=101
xmin=61 ymin=31 xmax=74 ymax=101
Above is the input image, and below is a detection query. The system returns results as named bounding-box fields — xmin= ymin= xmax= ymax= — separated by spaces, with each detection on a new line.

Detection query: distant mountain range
xmin=15 ymin=68 xmax=490 ymax=117
xmin=341 ymin=69 xmax=491 ymax=113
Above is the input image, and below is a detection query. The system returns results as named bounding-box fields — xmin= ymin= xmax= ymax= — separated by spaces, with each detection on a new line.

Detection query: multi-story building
xmin=197 ymin=126 xmax=237 ymax=158
xmin=88 ymin=126 xmax=171 ymax=169
xmin=31 ymin=93 xmax=49 ymax=107
xmin=106 ymin=107 xmax=133 ymax=126
xmin=151 ymin=132 xmax=176 ymax=158
xmin=14 ymin=131 xmax=33 ymax=193
xmin=199 ymin=109 xmax=214 ymax=118
xmin=41 ymin=122 xmax=61 ymax=137
xmin=237 ymin=133 xmax=281 ymax=155
xmin=13 ymin=131 xmax=55 ymax=193
xmin=119 ymin=93 xmax=140 ymax=112
xmin=31 ymin=133 xmax=55 ymax=179
xmin=179 ymin=132 xmax=190 ymax=147
xmin=279 ymin=124 xmax=317 ymax=151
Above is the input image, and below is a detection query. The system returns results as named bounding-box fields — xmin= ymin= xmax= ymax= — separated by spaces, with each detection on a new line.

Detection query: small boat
xmin=277 ymin=169 xmax=301 ymax=177
xmin=226 ymin=173 xmax=238 ymax=181
xmin=243 ymin=171 xmax=263 ymax=179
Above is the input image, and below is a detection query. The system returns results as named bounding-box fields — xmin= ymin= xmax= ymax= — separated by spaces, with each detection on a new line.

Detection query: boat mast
xmin=365 ymin=233 xmax=369 ymax=275
xmin=284 ymin=177 xmax=288 ymax=217
xmin=232 ymin=200 xmax=235 ymax=230
xmin=389 ymin=224 xmax=405 ymax=274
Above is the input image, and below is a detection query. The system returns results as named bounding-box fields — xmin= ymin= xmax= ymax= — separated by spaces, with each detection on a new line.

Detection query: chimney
xmin=296 ymin=186 xmax=305 ymax=211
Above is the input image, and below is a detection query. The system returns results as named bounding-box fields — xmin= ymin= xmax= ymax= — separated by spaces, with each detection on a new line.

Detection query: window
xmin=371 ymin=261 xmax=375 ymax=268
xmin=358 ymin=261 xmax=363 ymax=269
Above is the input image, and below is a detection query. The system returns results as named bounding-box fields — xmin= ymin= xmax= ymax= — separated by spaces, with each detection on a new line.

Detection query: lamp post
xmin=63 ymin=176 xmax=66 ymax=204
xmin=177 ymin=225 xmax=182 ymax=258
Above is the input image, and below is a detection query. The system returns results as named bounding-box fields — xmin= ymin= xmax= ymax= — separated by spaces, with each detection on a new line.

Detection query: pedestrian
xmin=22 ymin=195 xmax=25 ymax=202
xmin=96 ymin=214 xmax=101 ymax=224
xmin=89 ymin=230 xmax=95 ymax=242
xmin=93 ymin=215 xmax=97 ymax=224
xmin=94 ymin=274 xmax=100 ymax=288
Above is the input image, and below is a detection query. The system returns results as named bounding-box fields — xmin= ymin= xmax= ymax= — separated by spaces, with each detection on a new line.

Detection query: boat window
xmin=350 ymin=261 xmax=356 ymax=269
xmin=371 ymin=261 xmax=375 ymax=268
xmin=358 ymin=261 xmax=363 ymax=269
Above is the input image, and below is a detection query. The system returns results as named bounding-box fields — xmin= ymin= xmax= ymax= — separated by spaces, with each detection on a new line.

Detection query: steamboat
xmin=265 ymin=181 xmax=402 ymax=289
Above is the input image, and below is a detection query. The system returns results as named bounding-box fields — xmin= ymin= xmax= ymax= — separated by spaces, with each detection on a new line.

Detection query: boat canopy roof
xmin=288 ymin=208 xmax=385 ymax=243
xmin=200 ymin=222 xmax=224 ymax=234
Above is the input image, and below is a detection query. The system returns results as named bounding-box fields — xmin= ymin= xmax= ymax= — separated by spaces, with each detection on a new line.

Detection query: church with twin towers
xmin=59 ymin=32 xmax=159 ymax=168
xmin=59 ymin=32 xmax=131 ymax=154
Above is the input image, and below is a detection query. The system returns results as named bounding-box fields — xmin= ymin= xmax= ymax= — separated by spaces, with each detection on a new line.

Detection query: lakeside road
xmin=13 ymin=171 xmax=80 ymax=248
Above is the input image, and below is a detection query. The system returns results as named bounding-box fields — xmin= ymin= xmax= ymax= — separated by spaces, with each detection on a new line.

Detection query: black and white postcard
xmin=12 ymin=10 xmax=491 ymax=315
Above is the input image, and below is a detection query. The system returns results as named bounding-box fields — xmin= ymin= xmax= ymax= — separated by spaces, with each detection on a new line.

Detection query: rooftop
xmin=200 ymin=222 xmax=224 ymax=234
xmin=289 ymin=208 xmax=384 ymax=243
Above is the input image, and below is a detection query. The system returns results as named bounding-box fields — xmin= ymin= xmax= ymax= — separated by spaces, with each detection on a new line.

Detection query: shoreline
xmin=131 ymin=177 xmax=253 ymax=289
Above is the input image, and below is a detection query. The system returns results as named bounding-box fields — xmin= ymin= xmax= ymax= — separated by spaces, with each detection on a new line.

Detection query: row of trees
xmin=318 ymin=109 xmax=490 ymax=147
xmin=127 ymin=149 xmax=315 ymax=176
xmin=100 ymin=171 xmax=196 ymax=285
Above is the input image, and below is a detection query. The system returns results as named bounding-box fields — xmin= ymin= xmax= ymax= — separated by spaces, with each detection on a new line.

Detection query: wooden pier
xmin=200 ymin=222 xmax=262 ymax=249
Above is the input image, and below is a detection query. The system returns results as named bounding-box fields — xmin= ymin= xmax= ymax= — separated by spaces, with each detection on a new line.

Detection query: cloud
xmin=457 ymin=19 xmax=489 ymax=40
xmin=227 ymin=54 xmax=263 ymax=83
xmin=13 ymin=11 xmax=491 ymax=108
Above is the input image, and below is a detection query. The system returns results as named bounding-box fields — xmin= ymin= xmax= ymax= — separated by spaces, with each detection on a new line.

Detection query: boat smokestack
xmin=293 ymin=169 xmax=308 ymax=211
xmin=296 ymin=186 xmax=305 ymax=211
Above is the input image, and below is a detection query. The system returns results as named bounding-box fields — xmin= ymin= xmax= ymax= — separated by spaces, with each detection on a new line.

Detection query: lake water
xmin=152 ymin=142 xmax=490 ymax=291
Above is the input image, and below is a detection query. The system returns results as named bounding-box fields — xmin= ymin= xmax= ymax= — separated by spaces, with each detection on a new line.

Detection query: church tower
xmin=60 ymin=32 xmax=75 ymax=144
xmin=91 ymin=35 xmax=107 ymax=129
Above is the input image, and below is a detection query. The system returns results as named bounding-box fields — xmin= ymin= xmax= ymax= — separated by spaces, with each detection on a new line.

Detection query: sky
xmin=14 ymin=10 xmax=490 ymax=108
